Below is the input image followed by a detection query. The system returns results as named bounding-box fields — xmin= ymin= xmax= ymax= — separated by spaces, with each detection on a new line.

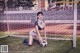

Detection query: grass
xmin=0 ymin=32 xmax=8 ymax=36
xmin=0 ymin=36 xmax=80 ymax=53
xmin=0 ymin=32 xmax=72 ymax=39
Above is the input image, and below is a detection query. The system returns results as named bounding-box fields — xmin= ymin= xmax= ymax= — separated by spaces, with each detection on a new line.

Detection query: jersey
xmin=35 ymin=19 xmax=45 ymax=30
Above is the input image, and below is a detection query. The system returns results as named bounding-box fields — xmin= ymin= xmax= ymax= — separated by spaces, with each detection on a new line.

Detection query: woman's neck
xmin=38 ymin=18 xmax=42 ymax=20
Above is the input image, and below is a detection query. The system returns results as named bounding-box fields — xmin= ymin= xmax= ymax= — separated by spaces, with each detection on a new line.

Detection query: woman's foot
xmin=23 ymin=39 xmax=32 ymax=46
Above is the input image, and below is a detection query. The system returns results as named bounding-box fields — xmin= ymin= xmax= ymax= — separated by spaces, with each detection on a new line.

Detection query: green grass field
xmin=0 ymin=36 xmax=80 ymax=53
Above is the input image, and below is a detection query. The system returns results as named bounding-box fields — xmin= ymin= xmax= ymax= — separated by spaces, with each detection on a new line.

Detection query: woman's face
xmin=37 ymin=14 xmax=43 ymax=20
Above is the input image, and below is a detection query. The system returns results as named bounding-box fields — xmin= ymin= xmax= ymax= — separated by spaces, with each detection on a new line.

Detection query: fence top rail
xmin=0 ymin=20 xmax=80 ymax=23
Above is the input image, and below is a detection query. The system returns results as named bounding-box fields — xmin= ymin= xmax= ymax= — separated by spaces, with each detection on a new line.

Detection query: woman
xmin=27 ymin=12 xmax=47 ymax=46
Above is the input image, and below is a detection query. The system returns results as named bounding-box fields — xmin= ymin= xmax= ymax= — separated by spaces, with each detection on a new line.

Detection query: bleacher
xmin=0 ymin=9 xmax=79 ymax=20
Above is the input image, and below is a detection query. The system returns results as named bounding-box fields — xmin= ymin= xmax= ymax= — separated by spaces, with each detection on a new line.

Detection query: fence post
xmin=73 ymin=0 xmax=77 ymax=47
xmin=5 ymin=0 xmax=10 ymax=36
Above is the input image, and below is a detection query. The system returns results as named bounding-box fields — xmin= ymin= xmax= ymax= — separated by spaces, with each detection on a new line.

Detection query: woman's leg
xmin=28 ymin=35 xmax=33 ymax=45
xmin=36 ymin=35 xmax=43 ymax=45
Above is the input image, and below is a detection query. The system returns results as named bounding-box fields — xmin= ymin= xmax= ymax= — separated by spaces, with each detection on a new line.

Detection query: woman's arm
xmin=43 ymin=21 xmax=47 ymax=40
xmin=35 ymin=25 xmax=43 ymax=44
xmin=44 ymin=25 xmax=47 ymax=40
xmin=35 ymin=25 xmax=40 ymax=37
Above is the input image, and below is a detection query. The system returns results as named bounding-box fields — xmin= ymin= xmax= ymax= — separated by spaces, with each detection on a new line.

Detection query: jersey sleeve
xmin=35 ymin=21 xmax=38 ymax=26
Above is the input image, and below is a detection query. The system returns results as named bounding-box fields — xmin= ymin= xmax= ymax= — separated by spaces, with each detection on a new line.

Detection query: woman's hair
xmin=37 ymin=11 xmax=43 ymax=16
xmin=37 ymin=12 xmax=43 ymax=19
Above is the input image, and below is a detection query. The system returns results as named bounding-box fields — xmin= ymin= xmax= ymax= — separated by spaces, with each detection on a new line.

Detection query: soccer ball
xmin=42 ymin=40 xmax=48 ymax=47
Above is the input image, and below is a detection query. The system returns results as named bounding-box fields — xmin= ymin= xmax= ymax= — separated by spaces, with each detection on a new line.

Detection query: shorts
xmin=29 ymin=29 xmax=38 ymax=37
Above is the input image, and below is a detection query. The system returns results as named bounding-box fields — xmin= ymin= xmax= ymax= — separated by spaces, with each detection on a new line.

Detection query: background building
xmin=0 ymin=0 xmax=79 ymax=12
